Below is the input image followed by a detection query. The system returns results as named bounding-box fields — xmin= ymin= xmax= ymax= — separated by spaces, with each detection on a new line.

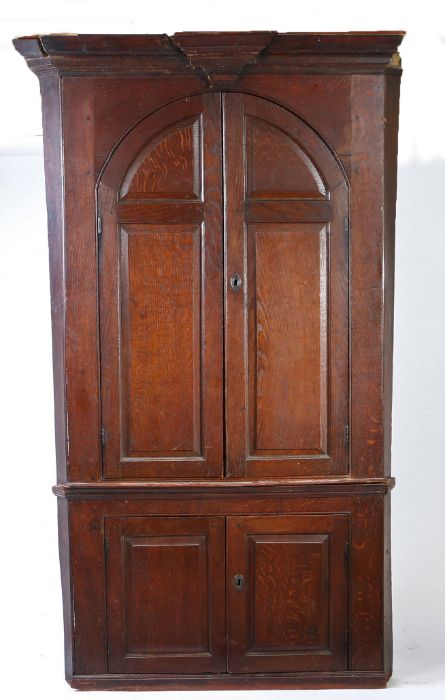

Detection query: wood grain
xmin=246 ymin=116 xmax=327 ymax=199
xmin=98 ymin=93 xmax=224 ymax=478
xmin=249 ymin=224 xmax=328 ymax=455
xmin=227 ymin=514 xmax=349 ymax=672
xmin=120 ymin=225 xmax=201 ymax=456
xmin=105 ymin=516 xmax=226 ymax=673
xmin=121 ymin=117 xmax=201 ymax=199
xmin=224 ymin=92 xmax=349 ymax=477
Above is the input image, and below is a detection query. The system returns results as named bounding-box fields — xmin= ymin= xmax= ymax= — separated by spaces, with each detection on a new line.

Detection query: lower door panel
xmin=105 ymin=515 xmax=226 ymax=673
xmin=227 ymin=514 xmax=350 ymax=673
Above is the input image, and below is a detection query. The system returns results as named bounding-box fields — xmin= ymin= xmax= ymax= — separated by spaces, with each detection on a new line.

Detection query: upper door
xmin=98 ymin=93 xmax=224 ymax=479
xmin=224 ymin=94 xmax=349 ymax=477
xmin=98 ymin=91 xmax=349 ymax=480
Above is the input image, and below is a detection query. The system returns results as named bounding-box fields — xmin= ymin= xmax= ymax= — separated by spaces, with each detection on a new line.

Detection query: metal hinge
xmin=344 ymin=217 xmax=349 ymax=236
xmin=344 ymin=541 xmax=350 ymax=569
xmin=344 ymin=425 xmax=350 ymax=443
xmin=100 ymin=427 xmax=106 ymax=447
xmin=104 ymin=536 xmax=109 ymax=557
xmin=97 ymin=215 xmax=103 ymax=246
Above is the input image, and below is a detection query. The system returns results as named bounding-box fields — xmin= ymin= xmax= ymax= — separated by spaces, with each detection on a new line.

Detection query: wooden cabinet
xmin=15 ymin=30 xmax=404 ymax=690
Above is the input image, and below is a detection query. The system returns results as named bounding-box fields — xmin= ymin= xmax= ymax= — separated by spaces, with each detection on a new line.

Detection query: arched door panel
xmin=98 ymin=93 xmax=224 ymax=479
xmin=223 ymin=93 xmax=349 ymax=477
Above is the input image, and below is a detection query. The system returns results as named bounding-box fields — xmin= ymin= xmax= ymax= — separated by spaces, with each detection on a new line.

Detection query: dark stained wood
xmin=117 ymin=201 xmax=203 ymax=224
xmin=119 ymin=224 xmax=201 ymax=456
xmin=227 ymin=514 xmax=349 ymax=672
xmin=350 ymin=496 xmax=385 ymax=669
xmin=224 ymin=92 xmax=349 ymax=477
xmin=53 ymin=477 xmax=395 ymax=499
xmin=121 ymin=116 xmax=201 ymax=199
xmin=245 ymin=200 xmax=331 ymax=223
xmin=172 ymin=31 xmax=276 ymax=87
xmin=39 ymin=75 xmax=67 ymax=483
xmin=14 ymin=31 xmax=404 ymax=79
xmin=350 ymin=76 xmax=387 ymax=478
xmin=62 ymin=79 xmax=101 ymax=482
xmin=246 ymin=115 xmax=328 ymax=199
xmin=14 ymin=32 xmax=403 ymax=690
xmin=106 ymin=516 xmax=226 ymax=673
xmin=383 ymin=74 xmax=402 ymax=478
xmin=67 ymin=493 xmax=389 ymax=679
xmin=249 ymin=224 xmax=329 ymax=455
xmin=69 ymin=672 xmax=390 ymax=690
xmin=57 ymin=497 xmax=73 ymax=677
xmin=98 ymin=93 xmax=224 ymax=478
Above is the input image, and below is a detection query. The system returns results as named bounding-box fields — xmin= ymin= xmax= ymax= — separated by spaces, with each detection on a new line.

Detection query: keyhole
xmin=233 ymin=573 xmax=245 ymax=590
xmin=230 ymin=274 xmax=242 ymax=290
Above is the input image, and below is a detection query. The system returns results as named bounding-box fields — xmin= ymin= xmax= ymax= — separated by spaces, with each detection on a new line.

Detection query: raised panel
xmin=120 ymin=224 xmax=201 ymax=457
xmin=227 ymin=514 xmax=349 ymax=673
xmin=120 ymin=117 xmax=201 ymax=200
xmin=106 ymin=516 xmax=226 ymax=673
xmin=248 ymin=534 xmax=329 ymax=652
xmin=248 ymin=224 xmax=327 ymax=455
xmin=246 ymin=116 xmax=327 ymax=200
xmin=124 ymin=536 xmax=207 ymax=653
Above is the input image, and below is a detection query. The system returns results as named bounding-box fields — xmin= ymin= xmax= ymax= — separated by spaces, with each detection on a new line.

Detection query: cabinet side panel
xmin=383 ymin=75 xmax=401 ymax=477
xmin=350 ymin=495 xmax=384 ymax=670
xmin=383 ymin=493 xmax=393 ymax=675
xmin=40 ymin=75 xmax=67 ymax=482
xmin=57 ymin=497 xmax=73 ymax=677
xmin=350 ymin=76 xmax=385 ymax=478
xmin=70 ymin=501 xmax=107 ymax=674
xmin=62 ymin=79 xmax=101 ymax=481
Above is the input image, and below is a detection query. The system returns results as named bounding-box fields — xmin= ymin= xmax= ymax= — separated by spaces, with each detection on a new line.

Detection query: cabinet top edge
xmin=13 ymin=31 xmax=405 ymax=60
xmin=13 ymin=31 xmax=405 ymax=82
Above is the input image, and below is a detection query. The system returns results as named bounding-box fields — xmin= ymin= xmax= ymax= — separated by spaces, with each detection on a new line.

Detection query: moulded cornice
xmin=13 ymin=31 xmax=405 ymax=81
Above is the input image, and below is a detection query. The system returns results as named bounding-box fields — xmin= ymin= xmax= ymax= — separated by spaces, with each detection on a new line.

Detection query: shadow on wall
xmin=392 ymin=158 xmax=445 ymax=682
xmin=393 ymin=159 xmax=445 ymax=471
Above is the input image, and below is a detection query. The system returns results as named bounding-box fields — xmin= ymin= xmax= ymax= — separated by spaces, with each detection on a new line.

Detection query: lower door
xmin=105 ymin=516 xmax=226 ymax=673
xmin=227 ymin=514 xmax=349 ymax=673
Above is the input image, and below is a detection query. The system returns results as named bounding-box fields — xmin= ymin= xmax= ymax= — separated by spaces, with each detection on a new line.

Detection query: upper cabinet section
xmin=13 ymin=33 xmax=404 ymax=484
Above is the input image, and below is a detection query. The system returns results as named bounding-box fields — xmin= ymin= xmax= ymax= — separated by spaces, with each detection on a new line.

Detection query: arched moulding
xmin=246 ymin=116 xmax=328 ymax=200
xmin=120 ymin=116 xmax=201 ymax=201
xmin=98 ymin=94 xmax=207 ymax=205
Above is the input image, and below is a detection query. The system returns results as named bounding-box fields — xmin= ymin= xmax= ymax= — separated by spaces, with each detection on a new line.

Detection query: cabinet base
xmin=68 ymin=671 xmax=390 ymax=691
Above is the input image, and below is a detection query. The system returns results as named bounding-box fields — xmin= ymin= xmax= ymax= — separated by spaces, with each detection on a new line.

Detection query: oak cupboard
xmin=14 ymin=31 xmax=404 ymax=690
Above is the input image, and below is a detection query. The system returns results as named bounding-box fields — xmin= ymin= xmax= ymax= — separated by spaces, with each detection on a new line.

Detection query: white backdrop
xmin=1 ymin=2 xmax=444 ymax=699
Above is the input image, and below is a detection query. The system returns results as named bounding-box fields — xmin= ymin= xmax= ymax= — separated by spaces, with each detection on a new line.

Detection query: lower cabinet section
xmin=62 ymin=489 xmax=392 ymax=688
xmin=104 ymin=513 xmax=350 ymax=674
